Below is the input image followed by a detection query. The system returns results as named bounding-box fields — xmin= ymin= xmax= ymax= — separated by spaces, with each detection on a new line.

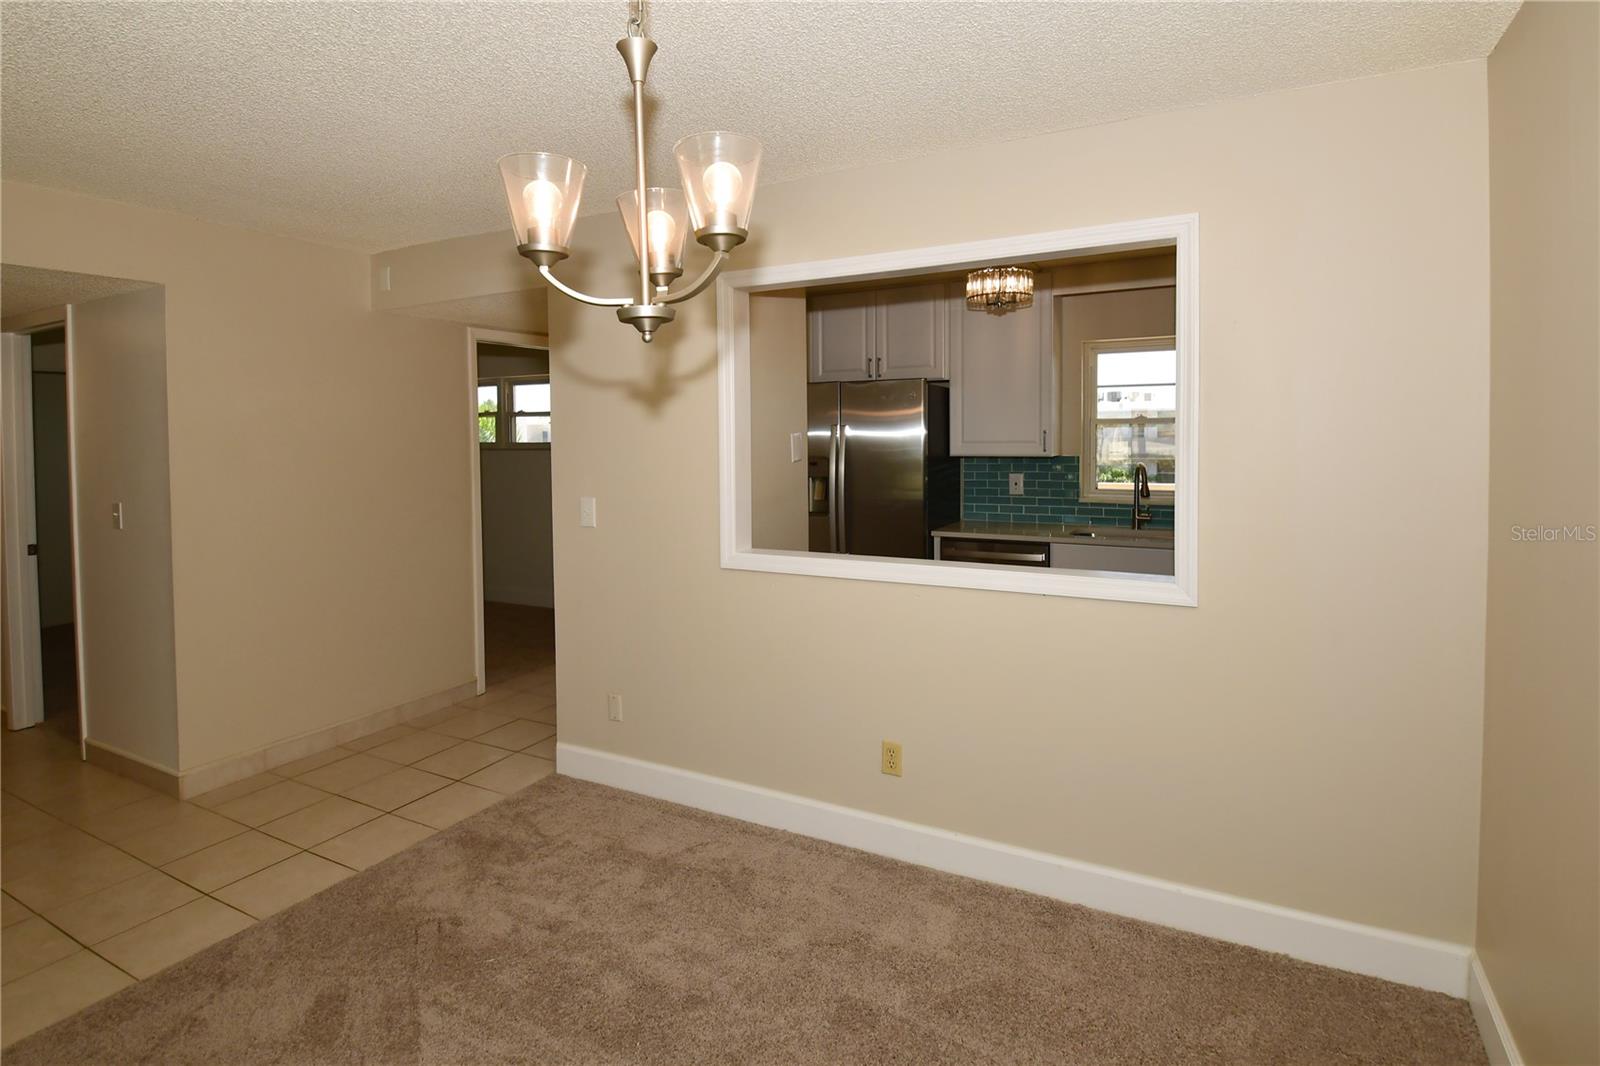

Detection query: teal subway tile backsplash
xmin=961 ymin=456 xmax=1175 ymax=529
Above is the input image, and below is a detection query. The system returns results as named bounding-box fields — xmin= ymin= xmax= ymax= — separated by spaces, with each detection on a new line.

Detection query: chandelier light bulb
xmin=703 ymin=161 xmax=743 ymax=209
xmin=522 ymin=179 xmax=565 ymax=244
xmin=646 ymin=208 xmax=677 ymax=271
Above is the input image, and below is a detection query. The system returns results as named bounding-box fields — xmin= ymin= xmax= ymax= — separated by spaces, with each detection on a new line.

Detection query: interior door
xmin=1 ymin=332 xmax=46 ymax=730
xmin=840 ymin=379 xmax=927 ymax=559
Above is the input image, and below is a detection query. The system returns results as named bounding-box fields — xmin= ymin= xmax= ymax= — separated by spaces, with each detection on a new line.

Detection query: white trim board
xmin=1468 ymin=954 xmax=1524 ymax=1065
xmin=716 ymin=213 xmax=1199 ymax=607
xmin=556 ymin=742 xmax=1471 ymax=997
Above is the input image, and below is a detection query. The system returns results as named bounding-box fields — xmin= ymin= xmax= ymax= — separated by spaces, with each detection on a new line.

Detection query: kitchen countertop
xmin=933 ymin=520 xmax=1175 ymax=548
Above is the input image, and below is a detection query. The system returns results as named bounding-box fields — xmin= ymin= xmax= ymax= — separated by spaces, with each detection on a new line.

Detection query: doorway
xmin=469 ymin=331 xmax=556 ymax=688
xmin=26 ymin=327 xmax=80 ymax=740
xmin=2 ymin=320 xmax=86 ymax=747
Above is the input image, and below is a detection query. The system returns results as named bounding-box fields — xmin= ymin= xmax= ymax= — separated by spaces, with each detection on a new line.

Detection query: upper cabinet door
xmin=808 ymin=292 xmax=875 ymax=382
xmin=948 ymin=278 xmax=1058 ymax=456
xmin=874 ymin=283 xmax=949 ymax=380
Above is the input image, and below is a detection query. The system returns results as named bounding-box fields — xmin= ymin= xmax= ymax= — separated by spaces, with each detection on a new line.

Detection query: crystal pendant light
xmin=965 ymin=267 xmax=1035 ymax=311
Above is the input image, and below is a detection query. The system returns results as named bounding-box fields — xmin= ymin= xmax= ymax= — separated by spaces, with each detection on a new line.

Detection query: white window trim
xmin=715 ymin=213 xmax=1199 ymax=607
xmin=478 ymin=372 xmax=552 ymax=450
xmin=1079 ymin=335 xmax=1178 ymax=504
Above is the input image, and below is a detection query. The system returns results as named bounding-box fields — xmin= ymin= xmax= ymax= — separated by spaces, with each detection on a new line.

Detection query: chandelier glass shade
xmin=674 ymin=131 xmax=763 ymax=234
xmin=498 ymin=2 xmax=762 ymax=343
xmin=966 ymin=266 xmax=1035 ymax=311
xmin=498 ymin=152 xmax=588 ymax=253
xmin=617 ymin=186 xmax=690 ymax=289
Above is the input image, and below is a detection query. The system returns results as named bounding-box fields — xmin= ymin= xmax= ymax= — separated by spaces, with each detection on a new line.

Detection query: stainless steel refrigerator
xmin=807 ymin=379 xmax=959 ymax=559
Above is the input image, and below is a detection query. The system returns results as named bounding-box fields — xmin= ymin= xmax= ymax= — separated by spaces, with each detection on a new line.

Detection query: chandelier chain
xmin=627 ymin=0 xmax=646 ymax=38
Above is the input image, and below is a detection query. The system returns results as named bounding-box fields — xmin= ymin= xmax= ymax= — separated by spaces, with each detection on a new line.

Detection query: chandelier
xmin=498 ymin=1 xmax=762 ymax=342
xmin=965 ymin=267 xmax=1034 ymax=311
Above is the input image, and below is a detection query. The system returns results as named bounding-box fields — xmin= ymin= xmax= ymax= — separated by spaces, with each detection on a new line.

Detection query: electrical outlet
xmin=881 ymin=740 xmax=902 ymax=777
xmin=607 ymin=693 xmax=623 ymax=722
xmin=579 ymin=496 xmax=598 ymax=527
xmin=1008 ymin=473 xmax=1025 ymax=496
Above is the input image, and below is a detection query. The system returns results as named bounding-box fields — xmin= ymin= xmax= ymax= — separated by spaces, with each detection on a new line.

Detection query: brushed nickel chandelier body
xmin=498 ymin=1 xmax=762 ymax=342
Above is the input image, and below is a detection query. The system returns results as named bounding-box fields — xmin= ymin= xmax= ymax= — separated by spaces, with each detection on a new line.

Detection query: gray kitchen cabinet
xmin=874 ymin=283 xmax=949 ymax=380
xmin=808 ymin=283 xmax=949 ymax=382
xmin=947 ymin=276 xmax=1058 ymax=456
xmin=807 ymin=291 xmax=874 ymax=382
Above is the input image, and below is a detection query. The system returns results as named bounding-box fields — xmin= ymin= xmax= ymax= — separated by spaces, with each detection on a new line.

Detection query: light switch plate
xmin=579 ymin=496 xmax=597 ymax=528
xmin=111 ymin=501 xmax=125 ymax=529
xmin=790 ymin=432 xmax=804 ymax=463
xmin=1008 ymin=473 xmax=1025 ymax=496
xmin=607 ymin=693 xmax=623 ymax=722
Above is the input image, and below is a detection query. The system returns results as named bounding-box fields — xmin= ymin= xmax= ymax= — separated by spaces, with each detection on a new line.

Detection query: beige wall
xmin=70 ymin=287 xmax=181 ymax=767
xmin=1478 ymin=3 xmax=1600 ymax=1062
xmin=480 ymin=450 xmax=554 ymax=607
xmin=749 ymin=291 xmax=809 ymax=552
xmin=1 ymin=182 xmax=476 ymax=772
xmin=388 ymin=60 xmax=1492 ymax=943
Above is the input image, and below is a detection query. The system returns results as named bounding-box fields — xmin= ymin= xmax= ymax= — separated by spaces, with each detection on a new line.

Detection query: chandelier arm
xmin=537 ymin=264 xmax=633 ymax=308
xmin=657 ymin=250 xmax=729 ymax=305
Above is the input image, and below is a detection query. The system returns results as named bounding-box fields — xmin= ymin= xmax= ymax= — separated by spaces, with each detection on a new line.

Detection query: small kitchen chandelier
xmin=965 ymin=266 xmax=1034 ymax=311
xmin=498 ymin=0 xmax=762 ymax=342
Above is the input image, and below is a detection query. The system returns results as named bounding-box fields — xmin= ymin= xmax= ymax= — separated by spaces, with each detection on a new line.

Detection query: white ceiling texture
xmin=1 ymin=1 xmax=1518 ymax=253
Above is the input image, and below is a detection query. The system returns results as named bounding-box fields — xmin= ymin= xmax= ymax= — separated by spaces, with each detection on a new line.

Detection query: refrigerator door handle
xmin=828 ymin=422 xmax=840 ymax=552
xmin=837 ymin=423 xmax=848 ymax=554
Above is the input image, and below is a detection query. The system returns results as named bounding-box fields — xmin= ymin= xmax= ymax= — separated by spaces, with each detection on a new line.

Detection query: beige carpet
xmin=8 ymin=775 xmax=1485 ymax=1065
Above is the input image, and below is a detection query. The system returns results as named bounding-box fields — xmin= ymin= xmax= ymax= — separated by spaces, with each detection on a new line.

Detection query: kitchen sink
xmin=1063 ymin=527 xmax=1173 ymax=549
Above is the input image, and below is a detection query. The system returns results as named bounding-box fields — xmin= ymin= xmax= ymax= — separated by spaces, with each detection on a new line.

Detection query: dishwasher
xmin=934 ymin=537 xmax=1050 ymax=567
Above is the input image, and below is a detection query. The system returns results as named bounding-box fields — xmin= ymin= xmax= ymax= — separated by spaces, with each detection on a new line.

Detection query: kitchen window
xmin=1080 ymin=337 xmax=1177 ymax=503
xmin=478 ymin=374 xmax=551 ymax=448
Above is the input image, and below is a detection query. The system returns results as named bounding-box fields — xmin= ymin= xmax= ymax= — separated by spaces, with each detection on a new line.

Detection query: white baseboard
xmin=1468 ymin=954 xmax=1523 ymax=1065
xmin=556 ymin=742 xmax=1472 ymax=997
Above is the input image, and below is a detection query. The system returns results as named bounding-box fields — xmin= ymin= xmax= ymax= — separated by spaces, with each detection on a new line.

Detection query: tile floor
xmin=1 ymin=625 xmax=555 ymax=1047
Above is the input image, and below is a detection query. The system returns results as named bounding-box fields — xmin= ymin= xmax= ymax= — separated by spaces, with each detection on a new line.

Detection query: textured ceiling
xmin=1 ymin=1 xmax=1517 ymax=253
xmin=0 ymin=264 xmax=154 ymax=319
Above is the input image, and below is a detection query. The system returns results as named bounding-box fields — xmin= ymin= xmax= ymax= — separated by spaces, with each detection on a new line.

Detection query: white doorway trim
xmin=1 ymin=331 xmax=45 ymax=730
xmin=464 ymin=326 xmax=549 ymax=694
xmin=63 ymin=307 xmax=90 ymax=756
